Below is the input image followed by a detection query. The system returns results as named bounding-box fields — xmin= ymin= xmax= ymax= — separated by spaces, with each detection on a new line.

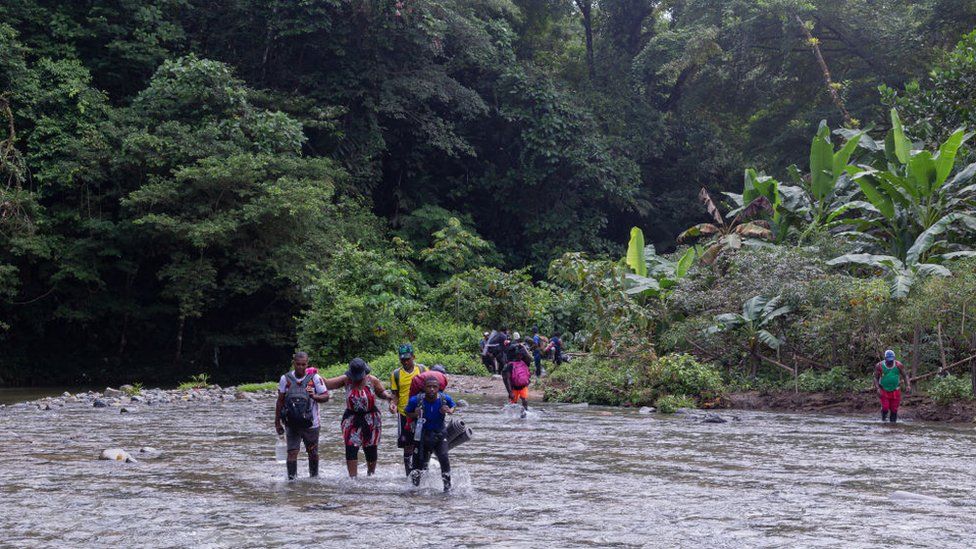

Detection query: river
xmin=1 ymin=394 xmax=974 ymax=547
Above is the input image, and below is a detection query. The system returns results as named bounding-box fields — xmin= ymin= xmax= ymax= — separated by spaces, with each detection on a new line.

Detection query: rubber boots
xmin=308 ymin=459 xmax=319 ymax=478
xmin=890 ymin=411 xmax=898 ymax=424
xmin=287 ymin=461 xmax=298 ymax=480
xmin=882 ymin=410 xmax=889 ymax=422
xmin=442 ymin=473 xmax=452 ymax=492
xmin=403 ymin=456 xmax=412 ymax=477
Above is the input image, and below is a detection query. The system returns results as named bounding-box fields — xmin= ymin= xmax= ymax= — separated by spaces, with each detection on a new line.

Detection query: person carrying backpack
xmin=530 ymin=327 xmax=547 ymax=378
xmin=275 ymin=352 xmax=330 ymax=480
xmin=502 ymin=332 xmax=533 ymax=411
xmin=321 ymin=358 xmax=395 ymax=477
xmin=546 ymin=332 xmax=564 ymax=367
xmin=389 ymin=343 xmax=427 ymax=476
xmin=483 ymin=326 xmax=509 ymax=374
xmin=405 ymin=375 xmax=458 ymax=491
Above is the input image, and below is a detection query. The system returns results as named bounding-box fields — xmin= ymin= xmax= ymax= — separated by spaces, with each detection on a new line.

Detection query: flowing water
xmin=1 ymin=394 xmax=975 ymax=548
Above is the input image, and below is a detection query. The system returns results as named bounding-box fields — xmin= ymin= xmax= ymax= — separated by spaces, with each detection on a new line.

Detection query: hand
xmin=441 ymin=405 xmax=452 ymax=415
xmin=388 ymin=400 xmax=398 ymax=414
xmin=305 ymin=384 xmax=315 ymax=396
xmin=508 ymin=391 xmax=514 ymax=400
xmin=275 ymin=422 xmax=284 ymax=436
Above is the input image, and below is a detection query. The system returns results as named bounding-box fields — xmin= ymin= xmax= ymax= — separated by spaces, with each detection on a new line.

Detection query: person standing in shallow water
xmin=390 ymin=343 xmax=427 ymax=476
xmin=323 ymin=358 xmax=395 ymax=477
xmin=874 ymin=349 xmax=911 ymax=423
xmin=406 ymin=375 xmax=457 ymax=491
xmin=275 ymin=352 xmax=330 ymax=480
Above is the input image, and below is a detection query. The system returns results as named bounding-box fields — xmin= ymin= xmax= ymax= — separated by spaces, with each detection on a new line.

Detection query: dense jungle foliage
xmin=2 ymin=1 xmax=976 ymax=390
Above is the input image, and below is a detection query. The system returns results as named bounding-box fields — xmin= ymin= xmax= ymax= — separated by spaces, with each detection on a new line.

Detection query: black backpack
xmin=280 ymin=372 xmax=314 ymax=429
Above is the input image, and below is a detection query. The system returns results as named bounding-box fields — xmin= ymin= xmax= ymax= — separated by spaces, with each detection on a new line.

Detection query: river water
xmin=1 ymin=394 xmax=975 ymax=548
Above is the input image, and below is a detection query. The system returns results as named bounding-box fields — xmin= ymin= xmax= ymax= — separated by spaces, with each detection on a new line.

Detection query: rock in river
xmin=99 ymin=448 xmax=137 ymax=463
xmin=92 ymin=399 xmax=108 ymax=408
xmin=702 ymin=413 xmax=728 ymax=424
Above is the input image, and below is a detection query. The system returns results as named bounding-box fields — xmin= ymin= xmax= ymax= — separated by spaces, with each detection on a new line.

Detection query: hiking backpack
xmin=510 ymin=360 xmax=531 ymax=389
xmin=280 ymin=372 xmax=315 ymax=428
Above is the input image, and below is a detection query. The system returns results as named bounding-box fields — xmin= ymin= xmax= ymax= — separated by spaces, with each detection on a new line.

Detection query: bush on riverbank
xmin=542 ymin=353 xmax=723 ymax=407
xmin=928 ymin=375 xmax=974 ymax=405
xmin=319 ymin=352 xmax=487 ymax=379
xmin=655 ymin=394 xmax=697 ymax=414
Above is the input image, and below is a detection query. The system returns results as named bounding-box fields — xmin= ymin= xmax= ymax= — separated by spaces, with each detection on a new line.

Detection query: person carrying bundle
xmin=405 ymin=376 xmax=457 ymax=491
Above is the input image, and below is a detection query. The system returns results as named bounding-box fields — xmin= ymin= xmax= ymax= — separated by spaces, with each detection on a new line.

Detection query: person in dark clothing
xmin=406 ymin=375 xmax=457 ymax=491
xmin=501 ymin=332 xmax=533 ymax=403
xmin=546 ymin=332 xmax=564 ymax=366
xmin=530 ymin=327 xmax=546 ymax=378
xmin=479 ymin=332 xmax=496 ymax=373
xmin=483 ymin=326 xmax=509 ymax=374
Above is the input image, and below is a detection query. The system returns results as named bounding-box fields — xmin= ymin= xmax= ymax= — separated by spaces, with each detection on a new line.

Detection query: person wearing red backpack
xmin=502 ymin=333 xmax=533 ymax=410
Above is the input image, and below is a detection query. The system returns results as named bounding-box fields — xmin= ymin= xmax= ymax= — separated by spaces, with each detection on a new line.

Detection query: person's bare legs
xmin=346 ymin=459 xmax=358 ymax=477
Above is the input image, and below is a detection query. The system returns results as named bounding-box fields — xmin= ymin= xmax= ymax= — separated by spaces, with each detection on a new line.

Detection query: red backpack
xmin=510 ymin=360 xmax=531 ymax=389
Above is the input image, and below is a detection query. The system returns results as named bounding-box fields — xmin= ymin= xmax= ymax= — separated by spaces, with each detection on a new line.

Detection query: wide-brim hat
xmin=346 ymin=358 xmax=370 ymax=381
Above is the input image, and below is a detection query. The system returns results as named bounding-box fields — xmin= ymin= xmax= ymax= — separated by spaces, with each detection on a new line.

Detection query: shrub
xmin=651 ymin=354 xmax=723 ymax=400
xmin=319 ymin=352 xmax=488 ymax=381
xmin=237 ymin=381 xmax=277 ymax=392
xmin=794 ymin=367 xmax=858 ymax=392
xmin=928 ymin=375 xmax=974 ymax=405
xmin=543 ymin=356 xmax=635 ymax=406
xmin=403 ymin=314 xmax=482 ymax=356
xmin=178 ymin=373 xmax=211 ymax=390
xmin=655 ymin=394 xmax=697 ymax=414
xmin=428 ymin=267 xmax=554 ymax=331
xmin=122 ymin=382 xmax=143 ymax=396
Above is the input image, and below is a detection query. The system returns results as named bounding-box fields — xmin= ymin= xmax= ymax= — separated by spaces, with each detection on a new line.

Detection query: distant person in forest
xmin=389 ymin=343 xmax=427 ymax=476
xmin=874 ymin=349 xmax=911 ymax=423
xmin=530 ymin=327 xmax=547 ymax=378
xmin=483 ymin=326 xmax=509 ymax=374
xmin=406 ymin=375 xmax=457 ymax=491
xmin=479 ymin=332 xmax=496 ymax=373
xmin=546 ymin=332 xmax=564 ymax=367
xmin=275 ymin=352 xmax=330 ymax=480
xmin=322 ymin=358 xmax=395 ymax=477
xmin=502 ymin=332 xmax=533 ymax=411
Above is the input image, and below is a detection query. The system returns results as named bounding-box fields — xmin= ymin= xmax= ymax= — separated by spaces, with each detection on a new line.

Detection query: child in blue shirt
xmin=405 ymin=376 xmax=457 ymax=491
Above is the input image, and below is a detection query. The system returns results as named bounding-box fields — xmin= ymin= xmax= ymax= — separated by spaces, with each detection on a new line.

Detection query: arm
xmin=308 ymin=377 xmax=330 ymax=403
xmin=274 ymin=392 xmax=285 ymax=434
xmin=405 ymin=398 xmax=420 ymax=419
xmin=441 ymin=395 xmax=456 ymax=415
xmin=322 ymin=374 xmax=348 ymax=391
xmin=371 ymin=376 xmax=394 ymax=401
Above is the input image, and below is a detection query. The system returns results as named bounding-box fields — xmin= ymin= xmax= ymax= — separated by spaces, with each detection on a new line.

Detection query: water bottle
xmin=275 ymin=435 xmax=287 ymax=463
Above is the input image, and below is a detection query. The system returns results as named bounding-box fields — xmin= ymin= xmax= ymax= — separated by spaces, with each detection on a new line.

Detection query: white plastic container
xmin=275 ymin=435 xmax=287 ymax=463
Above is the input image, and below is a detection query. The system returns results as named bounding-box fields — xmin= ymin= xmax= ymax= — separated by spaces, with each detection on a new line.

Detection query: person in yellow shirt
xmin=390 ymin=343 xmax=427 ymax=475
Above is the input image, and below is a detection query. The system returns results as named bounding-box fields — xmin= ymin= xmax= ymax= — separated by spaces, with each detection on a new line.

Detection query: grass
xmin=177 ymin=373 xmax=211 ymax=390
xmin=122 ymin=382 xmax=143 ymax=396
xmin=237 ymin=381 xmax=277 ymax=392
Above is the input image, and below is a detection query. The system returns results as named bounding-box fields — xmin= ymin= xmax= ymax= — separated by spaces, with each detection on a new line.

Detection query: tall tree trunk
xmin=795 ymin=14 xmax=854 ymax=127
xmin=575 ymin=0 xmax=595 ymax=79
xmin=174 ymin=315 xmax=186 ymax=367
xmin=911 ymin=325 xmax=921 ymax=380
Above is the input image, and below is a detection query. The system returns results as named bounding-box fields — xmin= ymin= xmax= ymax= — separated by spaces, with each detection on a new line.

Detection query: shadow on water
xmin=1 ymin=393 xmax=975 ymax=547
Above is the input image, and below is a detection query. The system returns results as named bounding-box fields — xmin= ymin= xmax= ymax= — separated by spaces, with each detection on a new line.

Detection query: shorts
xmin=285 ymin=426 xmax=320 ymax=453
xmin=397 ymin=414 xmax=415 ymax=449
xmin=510 ymin=386 xmax=529 ymax=403
xmin=879 ymin=389 xmax=901 ymax=412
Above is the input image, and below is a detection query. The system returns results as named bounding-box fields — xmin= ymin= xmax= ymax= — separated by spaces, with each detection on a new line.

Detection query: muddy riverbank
xmin=727 ymin=390 xmax=976 ymax=423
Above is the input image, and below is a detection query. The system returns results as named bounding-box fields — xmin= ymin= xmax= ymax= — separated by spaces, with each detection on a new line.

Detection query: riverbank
xmin=0 ymin=374 xmax=538 ymax=409
xmin=727 ymin=390 xmax=976 ymax=423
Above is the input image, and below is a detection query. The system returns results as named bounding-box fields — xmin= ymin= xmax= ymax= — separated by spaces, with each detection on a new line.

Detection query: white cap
xmin=513 ymin=332 xmax=521 ymax=341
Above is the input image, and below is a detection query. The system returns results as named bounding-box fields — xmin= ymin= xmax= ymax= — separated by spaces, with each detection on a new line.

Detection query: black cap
xmin=345 ymin=358 xmax=370 ymax=381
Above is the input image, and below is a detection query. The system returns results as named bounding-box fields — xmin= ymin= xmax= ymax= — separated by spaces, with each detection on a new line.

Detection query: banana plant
xmin=827 ymin=212 xmax=976 ymax=298
xmin=845 ymin=108 xmax=976 ymax=260
xmin=678 ymin=188 xmax=772 ymax=265
xmin=707 ymin=295 xmax=791 ymax=376
xmin=621 ymin=227 xmax=697 ymax=297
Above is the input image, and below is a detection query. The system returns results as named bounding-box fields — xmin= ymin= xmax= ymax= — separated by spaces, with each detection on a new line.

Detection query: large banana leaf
xmin=915 ymin=263 xmax=952 ymax=277
xmin=890 ymin=109 xmax=911 ymax=164
xmin=699 ymin=187 xmax=725 ymax=226
xmin=677 ymin=223 xmax=720 ymax=242
xmin=810 ymin=122 xmax=835 ymax=201
xmin=827 ymin=253 xmax=904 ymax=271
xmin=675 ymin=247 xmax=697 ymax=278
xmin=742 ymin=295 xmax=770 ymax=321
xmin=892 ymin=272 xmax=913 ymax=299
xmin=757 ymin=329 xmax=782 ymax=350
xmin=908 ymin=150 xmax=937 ymax=198
xmin=832 ymin=131 xmax=863 ymax=182
xmin=851 ymin=171 xmax=895 ymax=219
xmin=945 ymin=162 xmax=976 ymax=193
xmin=626 ymin=227 xmax=647 ymax=277
xmin=905 ymin=213 xmax=968 ymax=265
xmin=623 ymin=273 xmax=660 ymax=295
xmin=824 ymin=200 xmax=880 ymax=224
xmin=934 ymin=129 xmax=971 ymax=186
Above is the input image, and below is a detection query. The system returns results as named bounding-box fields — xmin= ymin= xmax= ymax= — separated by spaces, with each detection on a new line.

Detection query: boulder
xmin=702 ymin=413 xmax=727 ymax=424
xmin=99 ymin=448 xmax=137 ymax=463
xmin=119 ymin=384 xmax=134 ymax=393
xmin=104 ymin=387 xmax=122 ymax=397
xmin=61 ymin=391 xmax=71 ymax=398
xmin=639 ymin=406 xmax=655 ymax=414
xmin=235 ymin=391 xmax=247 ymax=400
xmin=92 ymin=399 xmax=108 ymax=408
xmin=120 ymin=406 xmax=138 ymax=414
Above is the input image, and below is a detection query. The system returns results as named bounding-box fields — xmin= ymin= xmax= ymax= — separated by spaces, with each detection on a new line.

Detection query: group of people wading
xmin=480 ymin=326 xmax=563 ymax=412
xmin=274 ymin=344 xmax=461 ymax=491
